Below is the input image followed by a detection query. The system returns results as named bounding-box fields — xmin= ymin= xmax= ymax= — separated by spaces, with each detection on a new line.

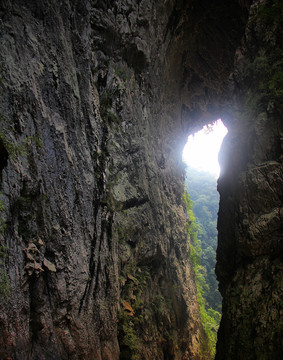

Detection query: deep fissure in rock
xmin=0 ymin=1 xmax=282 ymax=359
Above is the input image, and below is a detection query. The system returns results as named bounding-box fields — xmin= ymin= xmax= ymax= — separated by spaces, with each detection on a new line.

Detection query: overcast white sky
xmin=182 ymin=119 xmax=228 ymax=177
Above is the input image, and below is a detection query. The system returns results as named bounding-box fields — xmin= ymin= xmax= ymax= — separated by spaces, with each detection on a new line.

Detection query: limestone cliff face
xmin=0 ymin=0 xmax=281 ymax=359
xmin=0 ymin=1 xmax=234 ymax=359
xmin=216 ymin=1 xmax=283 ymax=359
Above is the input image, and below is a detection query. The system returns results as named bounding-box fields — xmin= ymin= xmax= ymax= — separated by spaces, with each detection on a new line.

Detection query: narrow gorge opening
xmin=183 ymin=120 xmax=228 ymax=178
xmin=0 ymin=0 xmax=281 ymax=359
xmin=182 ymin=120 xmax=228 ymax=355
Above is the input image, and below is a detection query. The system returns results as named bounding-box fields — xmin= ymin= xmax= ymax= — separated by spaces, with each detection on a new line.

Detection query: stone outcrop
xmin=0 ymin=0 xmax=281 ymax=359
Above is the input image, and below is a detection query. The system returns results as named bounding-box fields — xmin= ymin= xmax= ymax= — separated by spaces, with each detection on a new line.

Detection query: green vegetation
xmin=114 ymin=63 xmax=132 ymax=83
xmin=246 ymin=47 xmax=283 ymax=114
xmin=183 ymin=168 xmax=222 ymax=358
xmin=0 ymin=131 xmax=42 ymax=162
xmin=99 ymin=89 xmax=122 ymax=125
xmin=118 ymin=260 xmax=176 ymax=360
xmin=246 ymin=0 xmax=283 ymax=116
xmin=185 ymin=168 xmax=221 ymax=312
xmin=118 ymin=264 xmax=150 ymax=360
xmin=183 ymin=190 xmax=202 ymax=268
xmin=119 ymin=314 xmax=142 ymax=360
xmin=257 ymin=0 xmax=283 ymax=35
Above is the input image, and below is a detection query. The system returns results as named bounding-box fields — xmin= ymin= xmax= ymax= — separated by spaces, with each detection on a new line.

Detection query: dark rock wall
xmin=216 ymin=1 xmax=283 ymax=359
xmin=0 ymin=0 xmax=281 ymax=359
xmin=0 ymin=1 xmax=221 ymax=359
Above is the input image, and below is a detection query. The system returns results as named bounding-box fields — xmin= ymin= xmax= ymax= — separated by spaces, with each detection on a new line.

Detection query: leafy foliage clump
xmin=185 ymin=168 xmax=222 ymax=312
xmin=245 ymin=0 xmax=283 ymax=117
xmin=118 ymin=265 xmax=150 ymax=360
xmin=0 ymin=131 xmax=42 ymax=162
xmin=183 ymin=190 xmax=202 ymax=267
xmin=183 ymin=186 xmax=221 ymax=359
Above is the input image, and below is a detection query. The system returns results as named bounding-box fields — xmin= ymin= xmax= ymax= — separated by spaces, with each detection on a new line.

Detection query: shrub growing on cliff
xmin=0 ymin=131 xmax=41 ymax=162
xmin=183 ymin=190 xmax=201 ymax=266
xmin=183 ymin=190 xmax=220 ymax=359
xmin=246 ymin=0 xmax=283 ymax=117
xmin=118 ymin=265 xmax=150 ymax=360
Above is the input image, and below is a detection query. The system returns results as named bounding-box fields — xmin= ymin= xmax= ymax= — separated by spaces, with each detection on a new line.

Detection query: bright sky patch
xmin=182 ymin=119 xmax=228 ymax=177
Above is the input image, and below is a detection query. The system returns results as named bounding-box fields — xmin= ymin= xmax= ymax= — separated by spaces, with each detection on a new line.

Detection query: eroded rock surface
xmin=216 ymin=1 xmax=283 ymax=358
xmin=0 ymin=0 xmax=281 ymax=359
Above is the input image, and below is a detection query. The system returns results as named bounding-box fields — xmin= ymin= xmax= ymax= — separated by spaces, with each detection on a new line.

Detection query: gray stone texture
xmin=0 ymin=0 xmax=282 ymax=359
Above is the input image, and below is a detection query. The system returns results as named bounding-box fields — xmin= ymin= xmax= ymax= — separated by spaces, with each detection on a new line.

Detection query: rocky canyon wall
xmin=0 ymin=0 xmax=281 ymax=359
xmin=216 ymin=1 xmax=283 ymax=359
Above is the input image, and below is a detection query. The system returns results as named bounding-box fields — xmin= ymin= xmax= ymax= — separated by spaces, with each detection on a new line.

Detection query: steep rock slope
xmin=1 ymin=0 xmax=280 ymax=360
xmin=0 ymin=1 xmax=242 ymax=358
xmin=216 ymin=1 xmax=283 ymax=359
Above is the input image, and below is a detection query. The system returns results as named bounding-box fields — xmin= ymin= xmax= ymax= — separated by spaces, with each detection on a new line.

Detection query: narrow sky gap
xmin=182 ymin=119 xmax=228 ymax=177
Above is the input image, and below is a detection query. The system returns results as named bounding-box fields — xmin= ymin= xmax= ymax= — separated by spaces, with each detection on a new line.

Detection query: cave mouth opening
xmin=182 ymin=119 xmax=228 ymax=178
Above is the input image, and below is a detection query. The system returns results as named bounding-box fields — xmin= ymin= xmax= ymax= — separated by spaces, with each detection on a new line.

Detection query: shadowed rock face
xmin=0 ymin=0 xmax=281 ymax=359
xmin=216 ymin=1 xmax=283 ymax=359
